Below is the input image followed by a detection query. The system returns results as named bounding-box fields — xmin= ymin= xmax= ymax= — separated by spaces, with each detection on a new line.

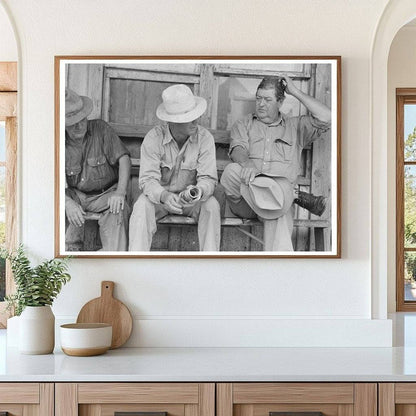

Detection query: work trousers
xmin=129 ymin=194 xmax=221 ymax=251
xmin=220 ymin=163 xmax=294 ymax=251
xmin=65 ymin=184 xmax=130 ymax=251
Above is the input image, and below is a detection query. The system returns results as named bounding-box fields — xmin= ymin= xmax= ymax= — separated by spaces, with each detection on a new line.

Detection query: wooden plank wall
xmin=311 ymin=64 xmax=332 ymax=251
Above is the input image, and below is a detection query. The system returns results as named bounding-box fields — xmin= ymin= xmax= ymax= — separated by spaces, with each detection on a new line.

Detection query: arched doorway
xmin=371 ymin=0 xmax=416 ymax=319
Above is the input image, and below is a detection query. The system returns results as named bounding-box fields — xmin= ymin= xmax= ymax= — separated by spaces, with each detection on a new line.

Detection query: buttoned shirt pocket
xmin=65 ymin=164 xmax=82 ymax=188
xmin=87 ymin=155 xmax=109 ymax=181
xmin=85 ymin=155 xmax=118 ymax=192
xmin=271 ymin=140 xmax=294 ymax=163
xmin=160 ymin=158 xmax=173 ymax=186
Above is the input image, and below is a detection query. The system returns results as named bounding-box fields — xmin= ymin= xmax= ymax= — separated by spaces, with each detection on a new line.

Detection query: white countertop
xmin=2 ymin=329 xmax=416 ymax=382
xmin=3 ymin=313 xmax=416 ymax=382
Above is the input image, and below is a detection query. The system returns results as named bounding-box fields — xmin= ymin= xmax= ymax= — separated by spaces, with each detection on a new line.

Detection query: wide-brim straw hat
xmin=65 ymin=88 xmax=93 ymax=127
xmin=240 ymin=176 xmax=293 ymax=220
xmin=156 ymin=84 xmax=207 ymax=123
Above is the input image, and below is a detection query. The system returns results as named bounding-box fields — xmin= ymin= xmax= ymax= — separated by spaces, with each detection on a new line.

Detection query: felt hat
xmin=156 ymin=84 xmax=207 ymax=123
xmin=65 ymin=88 xmax=93 ymax=126
xmin=240 ymin=176 xmax=293 ymax=220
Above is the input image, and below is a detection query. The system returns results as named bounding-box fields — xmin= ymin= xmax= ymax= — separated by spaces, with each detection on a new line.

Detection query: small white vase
xmin=19 ymin=305 xmax=55 ymax=354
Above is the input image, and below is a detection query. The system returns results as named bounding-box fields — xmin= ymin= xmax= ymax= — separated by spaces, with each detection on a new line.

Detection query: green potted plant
xmin=1 ymin=245 xmax=71 ymax=354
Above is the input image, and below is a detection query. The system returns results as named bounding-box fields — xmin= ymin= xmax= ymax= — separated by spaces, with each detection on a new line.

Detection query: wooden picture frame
xmin=55 ymin=56 xmax=341 ymax=258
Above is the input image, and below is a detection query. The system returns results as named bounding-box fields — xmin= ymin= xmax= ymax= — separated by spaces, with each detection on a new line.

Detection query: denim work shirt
xmin=229 ymin=113 xmax=330 ymax=184
xmin=65 ymin=119 xmax=130 ymax=193
xmin=139 ymin=124 xmax=218 ymax=204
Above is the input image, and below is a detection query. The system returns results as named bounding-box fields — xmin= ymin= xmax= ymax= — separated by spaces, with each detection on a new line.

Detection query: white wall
xmin=387 ymin=25 xmax=416 ymax=312
xmin=0 ymin=0 xmax=393 ymax=346
xmin=0 ymin=3 xmax=17 ymax=61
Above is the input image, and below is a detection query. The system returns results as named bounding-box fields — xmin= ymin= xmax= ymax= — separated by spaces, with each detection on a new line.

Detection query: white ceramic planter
xmin=19 ymin=305 xmax=55 ymax=354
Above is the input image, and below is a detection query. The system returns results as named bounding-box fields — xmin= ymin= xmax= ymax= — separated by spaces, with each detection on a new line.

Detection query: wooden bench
xmin=82 ymin=212 xmax=329 ymax=251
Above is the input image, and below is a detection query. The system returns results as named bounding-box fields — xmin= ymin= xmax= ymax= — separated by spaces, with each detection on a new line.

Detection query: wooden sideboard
xmin=2 ymin=381 xmax=416 ymax=416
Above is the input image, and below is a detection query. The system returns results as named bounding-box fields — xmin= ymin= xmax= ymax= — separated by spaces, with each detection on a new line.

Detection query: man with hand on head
xmin=220 ymin=75 xmax=331 ymax=251
xmin=129 ymin=84 xmax=220 ymax=251
xmin=65 ymin=88 xmax=131 ymax=251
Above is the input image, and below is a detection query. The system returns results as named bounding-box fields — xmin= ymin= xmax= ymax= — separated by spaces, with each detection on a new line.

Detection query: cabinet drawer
xmin=0 ymin=383 xmax=53 ymax=416
xmin=379 ymin=383 xmax=416 ymax=416
xmin=56 ymin=383 xmax=215 ymax=416
xmin=217 ymin=383 xmax=376 ymax=416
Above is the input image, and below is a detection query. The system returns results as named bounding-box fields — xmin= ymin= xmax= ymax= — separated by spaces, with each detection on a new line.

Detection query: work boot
xmin=294 ymin=191 xmax=327 ymax=216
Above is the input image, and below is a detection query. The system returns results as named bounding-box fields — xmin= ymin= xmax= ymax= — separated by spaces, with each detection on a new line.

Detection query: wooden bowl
xmin=60 ymin=323 xmax=112 ymax=356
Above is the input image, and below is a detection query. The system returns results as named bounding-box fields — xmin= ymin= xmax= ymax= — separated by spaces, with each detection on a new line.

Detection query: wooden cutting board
xmin=76 ymin=281 xmax=133 ymax=349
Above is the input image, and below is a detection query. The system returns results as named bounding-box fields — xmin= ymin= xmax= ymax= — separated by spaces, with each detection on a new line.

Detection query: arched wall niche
xmin=0 ymin=1 xmax=18 ymax=61
xmin=371 ymin=0 xmax=416 ymax=319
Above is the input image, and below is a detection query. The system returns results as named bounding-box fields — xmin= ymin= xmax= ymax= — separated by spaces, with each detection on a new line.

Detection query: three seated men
xmin=65 ymin=76 xmax=330 ymax=252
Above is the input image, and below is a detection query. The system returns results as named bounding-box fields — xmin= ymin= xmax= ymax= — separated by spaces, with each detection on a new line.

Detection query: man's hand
xmin=66 ymin=198 xmax=86 ymax=227
xmin=161 ymin=191 xmax=183 ymax=214
xmin=281 ymin=75 xmax=299 ymax=96
xmin=240 ymin=160 xmax=260 ymax=185
xmin=108 ymin=191 xmax=126 ymax=214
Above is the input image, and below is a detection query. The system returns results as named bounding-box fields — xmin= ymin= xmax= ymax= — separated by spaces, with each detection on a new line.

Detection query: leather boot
xmin=294 ymin=191 xmax=327 ymax=216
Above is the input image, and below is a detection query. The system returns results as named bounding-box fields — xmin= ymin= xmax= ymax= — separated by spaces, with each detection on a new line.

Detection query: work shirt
xmin=229 ymin=113 xmax=330 ymax=184
xmin=139 ymin=124 xmax=218 ymax=204
xmin=65 ymin=119 xmax=129 ymax=193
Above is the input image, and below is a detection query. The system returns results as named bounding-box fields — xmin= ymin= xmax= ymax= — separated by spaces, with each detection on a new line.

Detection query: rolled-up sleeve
xmin=298 ymin=114 xmax=331 ymax=148
xmin=96 ymin=120 xmax=130 ymax=165
xmin=138 ymin=130 xmax=166 ymax=204
xmin=196 ymin=130 xmax=218 ymax=199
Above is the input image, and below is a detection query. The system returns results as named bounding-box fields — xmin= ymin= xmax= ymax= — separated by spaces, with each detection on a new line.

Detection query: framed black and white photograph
xmin=55 ymin=56 xmax=341 ymax=258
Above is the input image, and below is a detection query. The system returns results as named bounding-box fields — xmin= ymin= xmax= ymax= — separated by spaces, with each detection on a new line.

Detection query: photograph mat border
xmin=55 ymin=56 xmax=341 ymax=258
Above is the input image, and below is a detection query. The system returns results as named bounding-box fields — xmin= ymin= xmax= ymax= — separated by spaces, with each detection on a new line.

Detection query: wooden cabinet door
xmin=217 ymin=383 xmax=377 ymax=416
xmin=55 ymin=383 xmax=215 ymax=416
xmin=379 ymin=383 xmax=416 ymax=416
xmin=0 ymin=383 xmax=53 ymax=416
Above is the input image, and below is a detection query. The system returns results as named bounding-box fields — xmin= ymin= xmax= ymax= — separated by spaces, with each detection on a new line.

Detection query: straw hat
xmin=240 ymin=176 xmax=293 ymax=220
xmin=65 ymin=88 xmax=93 ymax=127
xmin=156 ymin=84 xmax=207 ymax=123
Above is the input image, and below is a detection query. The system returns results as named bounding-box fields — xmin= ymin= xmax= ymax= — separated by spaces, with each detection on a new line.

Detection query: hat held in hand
xmin=241 ymin=176 xmax=293 ymax=220
xmin=156 ymin=84 xmax=207 ymax=123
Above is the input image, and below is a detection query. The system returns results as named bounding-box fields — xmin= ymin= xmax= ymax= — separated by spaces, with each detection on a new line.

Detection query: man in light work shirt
xmin=220 ymin=76 xmax=331 ymax=251
xmin=129 ymin=84 xmax=220 ymax=251
xmin=65 ymin=88 xmax=131 ymax=251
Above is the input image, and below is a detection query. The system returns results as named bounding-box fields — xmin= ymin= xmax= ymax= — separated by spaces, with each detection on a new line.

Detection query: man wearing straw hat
xmin=220 ymin=75 xmax=331 ymax=251
xmin=65 ymin=88 xmax=131 ymax=251
xmin=129 ymin=84 xmax=220 ymax=251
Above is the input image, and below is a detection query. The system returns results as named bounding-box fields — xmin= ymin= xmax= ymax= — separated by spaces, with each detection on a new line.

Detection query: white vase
xmin=6 ymin=315 xmax=20 ymax=347
xmin=19 ymin=305 xmax=55 ymax=354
